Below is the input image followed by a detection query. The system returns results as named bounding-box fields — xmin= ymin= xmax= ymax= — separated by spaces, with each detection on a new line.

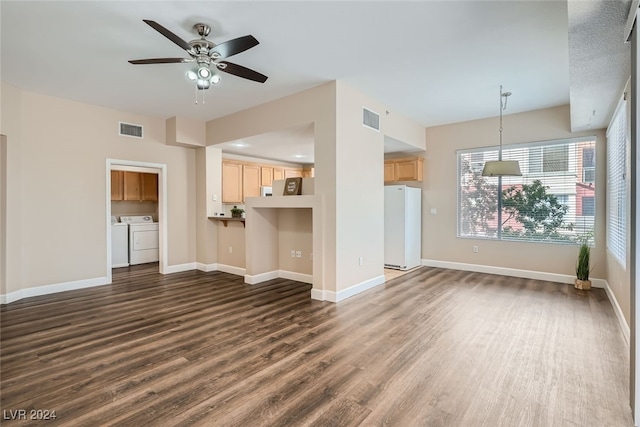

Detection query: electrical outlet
xmin=430 ymin=208 xmax=437 ymax=215
xmin=212 ymin=194 xmax=217 ymax=201
xmin=291 ymin=250 xmax=296 ymax=258
xmin=473 ymin=245 xmax=479 ymax=253
xmin=358 ymin=257 xmax=363 ymax=266
xmin=228 ymin=246 xmax=233 ymax=254
xmin=296 ymin=251 xmax=302 ymax=258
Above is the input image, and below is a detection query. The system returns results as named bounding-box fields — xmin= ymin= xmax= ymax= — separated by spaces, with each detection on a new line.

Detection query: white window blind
xmin=458 ymin=137 xmax=596 ymax=243
xmin=606 ymin=95 xmax=628 ymax=267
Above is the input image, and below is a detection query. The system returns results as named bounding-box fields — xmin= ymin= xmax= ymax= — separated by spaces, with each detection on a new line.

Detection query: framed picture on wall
xmin=283 ymin=177 xmax=302 ymax=196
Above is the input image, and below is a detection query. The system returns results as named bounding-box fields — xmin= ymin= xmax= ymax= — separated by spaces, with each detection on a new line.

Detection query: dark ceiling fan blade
xmin=217 ymin=61 xmax=268 ymax=83
xmin=210 ymin=35 xmax=259 ymax=59
xmin=129 ymin=58 xmax=193 ymax=64
xmin=143 ymin=19 xmax=194 ymax=53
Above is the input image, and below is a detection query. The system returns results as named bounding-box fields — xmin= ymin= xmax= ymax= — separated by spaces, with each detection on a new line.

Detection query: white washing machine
xmin=111 ymin=216 xmax=129 ymax=268
xmin=120 ymin=215 xmax=159 ymax=265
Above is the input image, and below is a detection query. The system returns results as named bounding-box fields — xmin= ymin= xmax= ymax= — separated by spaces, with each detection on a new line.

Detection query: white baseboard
xmin=1 ymin=276 xmax=110 ymax=305
xmin=245 ymin=270 xmax=279 ymax=284
xmin=422 ymin=259 xmax=630 ymax=346
xmin=164 ymin=263 xmax=196 ymax=274
xmin=216 ymin=264 xmax=246 ymax=276
xmin=196 ymin=262 xmax=218 ymax=272
xmin=421 ymin=259 xmax=606 ymax=288
xmin=278 ymin=270 xmax=313 ymax=284
xmin=314 ymin=275 xmax=386 ymax=303
xmin=602 ymin=280 xmax=631 ymax=346
xmin=112 ymin=262 xmax=129 ymax=268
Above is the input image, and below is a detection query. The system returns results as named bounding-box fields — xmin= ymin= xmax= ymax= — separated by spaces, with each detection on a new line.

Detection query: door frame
xmin=106 ymin=159 xmax=168 ymax=282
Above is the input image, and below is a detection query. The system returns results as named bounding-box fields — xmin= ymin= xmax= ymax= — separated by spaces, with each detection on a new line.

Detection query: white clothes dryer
xmin=120 ymin=215 xmax=159 ymax=265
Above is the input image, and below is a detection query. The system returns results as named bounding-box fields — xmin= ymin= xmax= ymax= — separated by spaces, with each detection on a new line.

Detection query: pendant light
xmin=482 ymin=85 xmax=522 ymax=177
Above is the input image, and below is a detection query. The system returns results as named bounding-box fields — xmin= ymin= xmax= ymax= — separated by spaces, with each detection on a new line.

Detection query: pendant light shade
xmin=481 ymin=85 xmax=522 ymax=177
xmin=482 ymin=160 xmax=522 ymax=177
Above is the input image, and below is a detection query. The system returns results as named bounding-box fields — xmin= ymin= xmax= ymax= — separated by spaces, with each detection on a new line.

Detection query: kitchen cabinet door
xmin=222 ymin=162 xmax=243 ymax=204
xmin=242 ymin=164 xmax=261 ymax=202
xmin=395 ymin=158 xmax=423 ymax=181
xmin=384 ymin=162 xmax=395 ymax=182
xmin=273 ymin=168 xmax=284 ymax=181
xmin=123 ymin=172 xmax=141 ymax=201
xmin=302 ymin=167 xmax=314 ymax=178
xmin=284 ymin=168 xmax=303 ymax=178
xmin=111 ymin=170 xmax=124 ymax=201
xmin=260 ymin=167 xmax=274 ymax=186
xmin=141 ymin=173 xmax=158 ymax=201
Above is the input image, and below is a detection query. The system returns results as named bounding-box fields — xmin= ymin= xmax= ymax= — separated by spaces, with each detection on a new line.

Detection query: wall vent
xmin=362 ymin=107 xmax=380 ymax=132
xmin=119 ymin=122 xmax=143 ymax=138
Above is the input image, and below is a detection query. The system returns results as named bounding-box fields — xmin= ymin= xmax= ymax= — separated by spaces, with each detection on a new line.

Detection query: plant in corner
xmin=575 ymin=238 xmax=592 ymax=291
xmin=230 ymin=206 xmax=244 ymax=218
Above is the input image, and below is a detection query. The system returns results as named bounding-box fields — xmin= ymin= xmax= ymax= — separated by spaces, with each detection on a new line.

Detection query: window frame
xmin=457 ymin=136 xmax=597 ymax=245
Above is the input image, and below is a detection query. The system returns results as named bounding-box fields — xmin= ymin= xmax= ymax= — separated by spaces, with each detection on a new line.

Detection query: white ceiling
xmin=0 ymin=1 xmax=631 ymax=161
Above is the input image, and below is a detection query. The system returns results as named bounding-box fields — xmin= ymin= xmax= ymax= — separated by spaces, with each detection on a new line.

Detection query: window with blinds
xmin=458 ymin=137 xmax=596 ymax=244
xmin=606 ymin=94 xmax=628 ymax=267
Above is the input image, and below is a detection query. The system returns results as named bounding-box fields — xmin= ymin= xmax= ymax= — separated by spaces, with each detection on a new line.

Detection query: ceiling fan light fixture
xmin=211 ymin=74 xmax=221 ymax=84
xmin=197 ymin=66 xmax=211 ymax=79
xmin=196 ymin=79 xmax=210 ymax=90
xmin=186 ymin=70 xmax=197 ymax=81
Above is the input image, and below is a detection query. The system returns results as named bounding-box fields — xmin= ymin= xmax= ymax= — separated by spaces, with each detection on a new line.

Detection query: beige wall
xmin=278 ymin=208 xmax=313 ymax=275
xmin=215 ymin=221 xmax=246 ymax=268
xmin=1 ymin=83 xmax=197 ymax=295
xmin=423 ymin=105 xmax=606 ymax=280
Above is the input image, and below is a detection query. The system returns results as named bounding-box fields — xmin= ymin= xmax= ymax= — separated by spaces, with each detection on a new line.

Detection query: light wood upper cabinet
xmin=222 ymin=161 xmax=243 ymax=204
xmin=385 ymin=157 xmax=424 ymax=182
xmin=111 ymin=170 xmax=124 ymax=201
xmin=141 ymin=173 xmax=158 ymax=201
xmin=284 ymin=168 xmax=303 ymax=178
xmin=302 ymin=167 xmax=314 ymax=178
xmin=123 ymin=171 xmax=141 ymax=201
xmin=383 ymin=163 xmax=395 ymax=182
xmin=260 ymin=167 xmax=274 ymax=186
xmin=273 ymin=168 xmax=284 ymax=181
xmin=242 ymin=164 xmax=261 ymax=202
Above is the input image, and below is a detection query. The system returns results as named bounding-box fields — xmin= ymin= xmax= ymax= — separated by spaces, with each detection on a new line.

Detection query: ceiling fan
xmin=129 ymin=20 xmax=268 ymax=90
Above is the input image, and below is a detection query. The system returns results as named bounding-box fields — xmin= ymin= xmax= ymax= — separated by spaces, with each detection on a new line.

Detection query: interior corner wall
xmin=278 ymin=208 xmax=313 ymax=275
xmin=1 ymin=83 xmax=197 ymax=297
xmin=423 ymin=105 xmax=607 ymax=281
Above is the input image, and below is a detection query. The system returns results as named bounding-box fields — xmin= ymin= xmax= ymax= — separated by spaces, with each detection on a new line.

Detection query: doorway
xmin=106 ymin=159 xmax=168 ymax=283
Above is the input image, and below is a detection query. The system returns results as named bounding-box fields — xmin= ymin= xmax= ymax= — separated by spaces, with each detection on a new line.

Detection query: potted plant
xmin=575 ymin=240 xmax=591 ymax=290
xmin=230 ymin=206 xmax=244 ymax=218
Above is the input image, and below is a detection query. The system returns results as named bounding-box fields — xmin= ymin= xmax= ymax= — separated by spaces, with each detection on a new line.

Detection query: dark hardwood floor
xmin=0 ymin=265 xmax=633 ymax=426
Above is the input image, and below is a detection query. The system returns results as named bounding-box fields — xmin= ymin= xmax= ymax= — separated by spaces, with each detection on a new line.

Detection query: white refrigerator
xmin=384 ymin=185 xmax=422 ymax=270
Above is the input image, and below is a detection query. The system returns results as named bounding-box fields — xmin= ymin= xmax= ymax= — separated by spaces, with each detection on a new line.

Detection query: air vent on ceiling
xmin=362 ymin=107 xmax=380 ymax=132
xmin=119 ymin=121 xmax=143 ymax=138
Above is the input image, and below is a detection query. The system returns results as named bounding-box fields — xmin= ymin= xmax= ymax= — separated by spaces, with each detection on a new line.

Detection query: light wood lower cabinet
xmin=384 ymin=157 xmax=424 ymax=183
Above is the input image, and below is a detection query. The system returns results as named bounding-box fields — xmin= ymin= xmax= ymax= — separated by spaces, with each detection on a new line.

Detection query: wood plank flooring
xmin=0 ymin=265 xmax=633 ymax=426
